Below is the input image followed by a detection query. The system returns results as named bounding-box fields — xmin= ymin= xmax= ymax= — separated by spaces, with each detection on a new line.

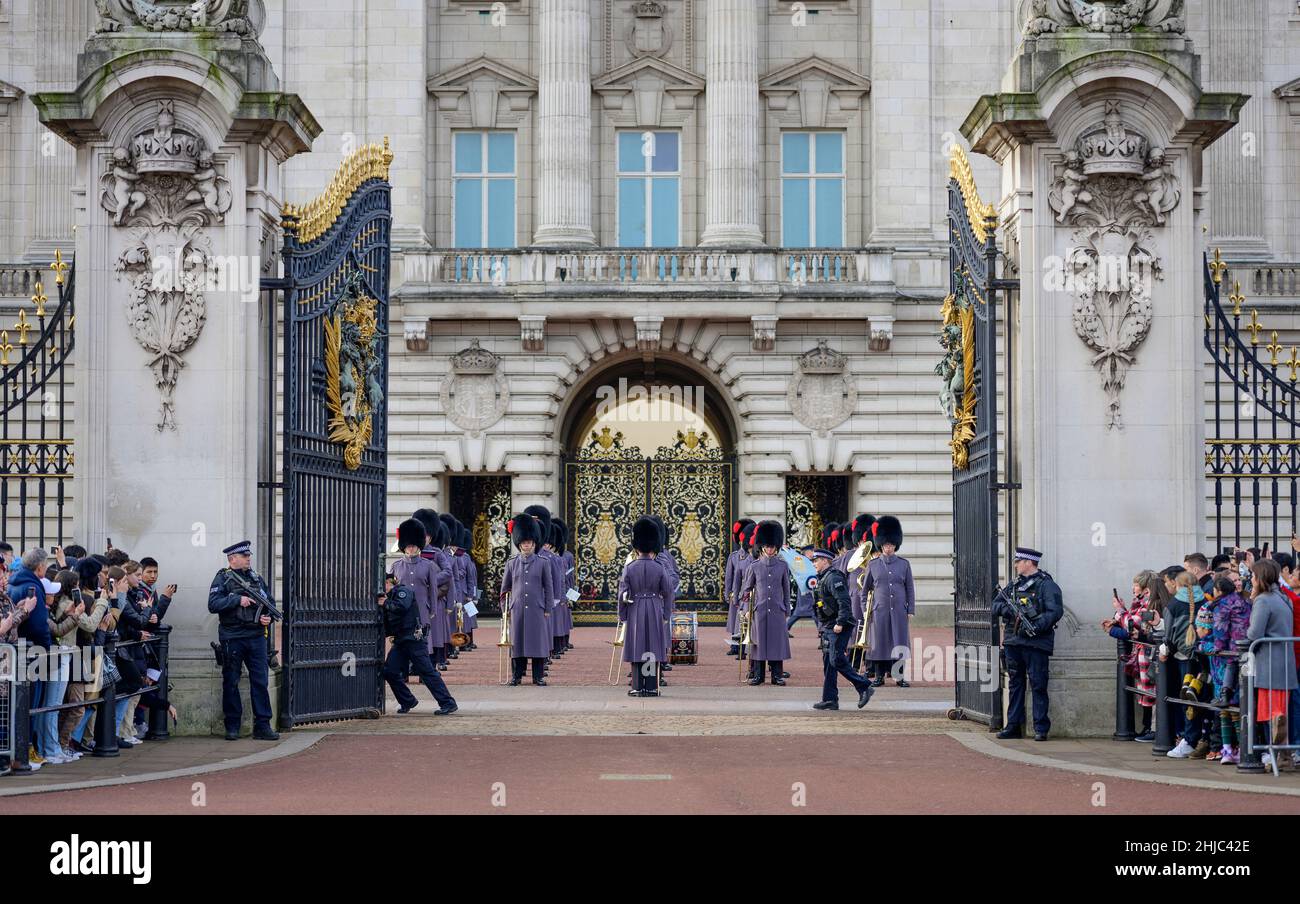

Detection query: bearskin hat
xmin=755 ymin=520 xmax=784 ymax=549
xmin=523 ymin=504 xmax=552 ymax=535
xmin=648 ymin=514 xmax=669 ymax=546
xmin=551 ymin=517 xmax=568 ymax=554
xmin=438 ymin=513 xmax=460 ymax=544
xmin=507 ymin=512 xmax=543 ymax=549
xmin=632 ymin=516 xmax=663 ymax=554
xmin=397 ymin=518 xmax=426 ymax=551
xmin=875 ymin=515 xmax=903 ymax=551
xmin=849 ymin=513 xmax=876 ymax=545
xmin=732 ymin=517 xmax=755 ymax=543
xmin=412 ymin=509 xmax=440 ymax=543
xmin=460 ymin=525 xmax=472 ymax=550
xmin=740 ymin=521 xmax=758 ymax=549
xmin=821 ymin=522 xmax=839 ymax=550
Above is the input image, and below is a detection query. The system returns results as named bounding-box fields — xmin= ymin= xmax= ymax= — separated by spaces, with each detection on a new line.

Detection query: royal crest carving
xmin=626 ymin=0 xmax=672 ymax=59
xmin=788 ymin=340 xmax=856 ymax=436
xmin=1022 ymin=0 xmax=1184 ymax=35
xmin=94 ymin=0 xmax=265 ymax=34
xmin=324 ymin=272 xmax=386 ymax=470
xmin=440 ymin=339 xmax=509 ymax=437
xmin=1048 ymin=101 xmax=1178 ymax=430
xmin=937 ymin=288 xmax=977 ymax=469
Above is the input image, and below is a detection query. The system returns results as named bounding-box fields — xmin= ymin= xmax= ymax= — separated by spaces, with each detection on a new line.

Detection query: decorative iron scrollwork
xmin=324 ymin=271 xmax=385 ymax=470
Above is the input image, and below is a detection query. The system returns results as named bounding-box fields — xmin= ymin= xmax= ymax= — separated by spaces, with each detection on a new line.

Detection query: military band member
xmin=737 ymin=520 xmax=760 ymax=676
xmin=455 ymin=525 xmax=479 ymax=650
xmin=391 ymin=519 xmax=442 ymax=670
xmin=845 ymin=513 xmax=876 ymax=623
xmin=379 ymin=577 xmax=458 ymax=716
xmin=810 ymin=549 xmax=875 ymax=711
xmin=207 ymin=540 xmax=279 ymax=741
xmin=440 ymin=514 xmax=466 ymax=660
xmin=413 ymin=509 xmax=454 ymax=668
xmin=546 ymin=520 xmax=569 ymax=658
xmin=523 ymin=505 xmax=565 ymax=668
xmin=861 ymin=516 xmax=915 ymax=687
xmin=739 ymin=521 xmax=792 ymax=685
xmin=555 ymin=517 xmax=576 ymax=651
xmin=725 ymin=519 xmax=755 ymax=656
xmin=501 ymin=513 xmax=553 ymax=686
xmin=650 ymin=515 xmax=680 ymax=674
xmin=621 ymin=517 xmax=676 ymax=697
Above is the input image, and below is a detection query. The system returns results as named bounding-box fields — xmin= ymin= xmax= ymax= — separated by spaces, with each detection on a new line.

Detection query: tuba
xmin=847 ymin=540 xmax=873 ymax=573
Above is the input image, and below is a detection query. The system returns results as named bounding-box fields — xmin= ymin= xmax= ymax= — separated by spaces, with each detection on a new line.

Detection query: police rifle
xmin=224 ymin=569 xmax=283 ymax=622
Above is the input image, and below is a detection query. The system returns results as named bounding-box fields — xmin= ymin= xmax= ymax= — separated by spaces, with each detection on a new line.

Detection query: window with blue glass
xmin=453 ymin=131 xmax=516 ymax=248
xmin=781 ymin=132 xmax=845 ymax=248
xmin=617 ymin=131 xmax=680 ymax=247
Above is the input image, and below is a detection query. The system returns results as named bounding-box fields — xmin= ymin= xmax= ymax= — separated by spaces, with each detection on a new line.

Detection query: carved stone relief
xmin=787 ymin=339 xmax=857 ymax=436
xmin=440 ymin=339 xmax=510 ymax=436
xmin=94 ymin=0 xmax=265 ymax=34
xmin=1022 ymin=0 xmax=1184 ymax=36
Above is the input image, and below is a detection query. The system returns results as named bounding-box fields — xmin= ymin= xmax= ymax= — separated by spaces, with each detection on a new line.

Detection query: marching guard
xmin=523 ymin=505 xmax=565 ymax=669
xmin=860 ymin=516 xmax=915 ymax=687
xmin=845 ymin=513 xmax=876 ymax=624
xmin=725 ymin=519 xmax=754 ymax=656
xmin=501 ymin=513 xmax=553 ymax=685
xmin=413 ymin=509 xmax=454 ymax=669
xmin=554 ymin=517 xmax=576 ymax=652
xmin=440 ymin=514 xmax=465 ymax=660
xmin=739 ymin=520 xmax=791 ymax=685
xmin=454 ymin=524 xmax=479 ymax=650
xmin=650 ymin=515 xmax=679 ymax=677
xmin=620 ymin=517 xmax=676 ymax=696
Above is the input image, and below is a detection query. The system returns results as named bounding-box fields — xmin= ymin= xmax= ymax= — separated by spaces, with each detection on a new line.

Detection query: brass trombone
xmin=497 ymin=591 xmax=512 ymax=684
xmin=607 ymin=610 xmax=627 ymax=685
xmin=737 ymin=590 xmax=754 ymax=682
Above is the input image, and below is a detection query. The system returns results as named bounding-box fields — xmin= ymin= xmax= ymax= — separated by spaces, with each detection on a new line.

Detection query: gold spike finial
xmin=1289 ymin=348 xmax=1299 ymax=383
xmin=31 ymin=282 xmax=48 ymax=318
xmin=50 ymin=249 xmax=68 ymax=287
xmin=1229 ymin=280 xmax=1246 ymax=317
xmin=1268 ymin=331 xmax=1282 ymax=367
xmin=1247 ymin=310 xmax=1263 ymax=346
xmin=0 ymin=331 xmax=11 ymax=367
xmin=1210 ymin=248 xmax=1228 ymax=285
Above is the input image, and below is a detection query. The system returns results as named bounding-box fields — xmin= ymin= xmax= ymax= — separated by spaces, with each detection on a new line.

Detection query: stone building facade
xmin=0 ymin=1 xmax=1298 ymax=627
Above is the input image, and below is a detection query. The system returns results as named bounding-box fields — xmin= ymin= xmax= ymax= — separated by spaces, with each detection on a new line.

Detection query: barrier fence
xmin=0 ymin=626 xmax=170 ymax=775
xmin=1114 ymin=631 xmax=1300 ymax=777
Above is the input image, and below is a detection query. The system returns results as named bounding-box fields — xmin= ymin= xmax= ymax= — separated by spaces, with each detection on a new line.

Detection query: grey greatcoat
xmin=658 ymin=549 xmax=680 ymax=650
xmin=1246 ymin=589 xmax=1297 ymax=690
xmin=862 ymin=554 xmax=915 ymax=662
xmin=390 ymin=555 xmax=446 ymax=653
xmin=724 ymin=549 xmax=748 ymax=634
xmin=454 ymin=550 xmax=478 ymax=631
xmin=739 ymin=553 xmax=792 ymax=662
xmin=560 ymin=549 xmax=576 ymax=635
xmin=501 ymin=552 xmax=553 ymax=659
xmin=427 ymin=546 xmax=455 ymax=642
xmin=619 ymin=557 xmax=674 ymax=666
xmin=537 ymin=547 xmax=565 ymax=640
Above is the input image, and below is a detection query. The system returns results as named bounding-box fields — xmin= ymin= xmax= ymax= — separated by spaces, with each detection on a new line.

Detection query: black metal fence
xmin=0 ymin=252 xmax=74 ymax=548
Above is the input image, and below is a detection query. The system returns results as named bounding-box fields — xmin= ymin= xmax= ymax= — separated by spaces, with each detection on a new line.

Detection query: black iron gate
xmin=1 ymin=252 xmax=74 ymax=548
xmin=944 ymin=148 xmax=1012 ymax=728
xmin=1204 ymin=250 xmax=1300 ymax=550
xmin=269 ymin=140 xmax=392 ymax=727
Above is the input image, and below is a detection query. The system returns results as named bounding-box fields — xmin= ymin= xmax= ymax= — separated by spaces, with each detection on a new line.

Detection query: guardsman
xmin=810 ymin=548 xmax=875 ymax=711
xmin=501 ymin=513 xmax=553 ymax=686
xmin=621 ymin=517 xmax=676 ymax=697
xmin=553 ymin=517 xmax=575 ymax=652
xmin=523 ymin=505 xmax=565 ymax=667
xmin=737 ymin=521 xmax=760 ymax=677
xmin=994 ymin=546 xmax=1064 ymax=741
xmin=725 ymin=519 xmax=755 ymax=656
xmin=739 ymin=521 xmax=792 ymax=685
xmin=390 ymin=518 xmax=441 ymax=667
xmin=546 ymin=521 xmax=569 ymax=659
xmin=413 ymin=510 xmax=453 ymax=668
xmin=845 ymin=513 xmax=876 ymax=624
xmin=440 ymin=513 xmax=466 ymax=660
xmin=649 ymin=515 xmax=679 ymax=677
xmin=861 ymin=516 xmax=915 ymax=688
xmin=207 ymin=540 xmax=279 ymax=741
xmin=455 ymin=524 xmax=479 ymax=650
xmin=379 ymin=576 xmax=458 ymax=716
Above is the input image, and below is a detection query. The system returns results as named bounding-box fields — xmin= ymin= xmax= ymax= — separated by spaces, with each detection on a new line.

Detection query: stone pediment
xmin=760 ymin=56 xmax=871 ymax=127
xmin=1277 ymin=77 xmax=1300 ymax=117
xmin=0 ymin=80 xmax=23 ymax=104
xmin=427 ymin=55 xmax=538 ymax=127
xmin=593 ymin=56 xmax=704 ymax=126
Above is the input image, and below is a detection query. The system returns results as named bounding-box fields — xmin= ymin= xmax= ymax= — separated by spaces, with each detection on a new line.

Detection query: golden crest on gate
xmin=678 ymin=512 xmax=704 ymax=565
xmin=593 ymin=513 xmax=619 ymax=564
xmin=324 ymin=271 xmax=385 ymax=470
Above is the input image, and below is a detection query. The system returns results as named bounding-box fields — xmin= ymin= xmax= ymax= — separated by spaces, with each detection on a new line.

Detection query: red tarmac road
xmin=9 ymin=733 xmax=1300 ymax=815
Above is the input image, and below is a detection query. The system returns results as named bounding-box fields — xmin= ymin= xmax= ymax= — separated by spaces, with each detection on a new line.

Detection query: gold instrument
xmin=851 ymin=588 xmax=874 ymax=670
xmin=497 ymin=592 xmax=512 ymax=684
xmin=451 ymin=603 xmax=469 ymax=649
xmin=847 ymin=540 xmax=873 ymax=573
xmin=737 ymin=591 xmax=754 ymax=682
xmin=607 ymin=607 xmax=627 ymax=685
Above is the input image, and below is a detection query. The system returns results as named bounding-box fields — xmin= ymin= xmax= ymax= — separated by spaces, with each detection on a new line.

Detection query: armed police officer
xmin=208 ymin=540 xmax=280 ymax=741
xmin=993 ymin=546 xmax=1064 ymax=741
xmin=810 ymin=549 xmax=874 ymax=711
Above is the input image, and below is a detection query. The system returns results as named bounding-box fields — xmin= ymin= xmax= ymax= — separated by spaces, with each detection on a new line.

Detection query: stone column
xmin=34 ymin=8 xmax=318 ymax=735
xmin=964 ymin=15 xmax=1244 ymax=735
xmin=533 ymin=0 xmax=595 ymax=246
xmin=700 ymin=0 xmax=762 ymax=247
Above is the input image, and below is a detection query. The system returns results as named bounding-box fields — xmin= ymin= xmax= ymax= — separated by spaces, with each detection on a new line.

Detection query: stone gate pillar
xmin=32 ymin=1 xmax=319 ymax=734
xmin=961 ymin=2 xmax=1246 ymax=735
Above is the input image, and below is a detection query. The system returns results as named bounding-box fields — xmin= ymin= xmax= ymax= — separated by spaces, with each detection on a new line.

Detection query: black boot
xmin=996 ymin=725 xmax=1024 ymax=740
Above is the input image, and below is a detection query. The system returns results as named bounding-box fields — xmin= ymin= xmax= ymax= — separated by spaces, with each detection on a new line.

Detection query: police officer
xmin=810 ymin=549 xmax=875 ymax=711
xmin=207 ymin=540 xmax=279 ymax=741
xmin=378 ymin=577 xmax=458 ymax=716
xmin=994 ymin=546 xmax=1064 ymax=741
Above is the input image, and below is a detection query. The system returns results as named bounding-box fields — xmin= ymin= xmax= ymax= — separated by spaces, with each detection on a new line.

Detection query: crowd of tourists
xmin=0 ymin=542 xmax=178 ymax=773
xmin=1104 ymin=545 xmax=1300 ymax=768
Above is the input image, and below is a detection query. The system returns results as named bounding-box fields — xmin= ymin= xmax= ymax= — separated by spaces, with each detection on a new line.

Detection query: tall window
xmin=781 ymin=132 xmax=844 ymax=248
xmin=617 ymin=130 xmax=680 ymax=247
xmin=454 ymin=132 xmax=516 ymax=247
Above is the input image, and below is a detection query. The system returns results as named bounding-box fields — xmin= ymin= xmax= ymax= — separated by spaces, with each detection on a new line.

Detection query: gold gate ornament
xmin=324 ymin=275 xmax=384 ymax=470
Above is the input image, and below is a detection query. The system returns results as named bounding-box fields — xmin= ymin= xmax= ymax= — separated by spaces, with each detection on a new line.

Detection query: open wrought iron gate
xmin=268 ymin=140 xmax=392 ymax=727
xmin=562 ymin=427 xmax=735 ymax=626
xmin=945 ymin=148 xmax=1013 ymax=729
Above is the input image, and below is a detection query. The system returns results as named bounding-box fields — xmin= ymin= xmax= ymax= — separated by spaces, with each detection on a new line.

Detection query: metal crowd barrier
xmin=1113 ymin=630 xmax=1300 ymax=777
xmin=1 ymin=625 xmax=171 ymax=776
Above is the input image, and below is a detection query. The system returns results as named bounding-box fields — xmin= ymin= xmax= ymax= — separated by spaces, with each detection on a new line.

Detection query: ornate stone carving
xmin=440 ymin=339 xmax=509 ymax=437
xmin=519 ymin=315 xmax=546 ymax=352
xmin=105 ymin=102 xmax=234 ymax=431
xmin=868 ymin=316 xmax=894 ymax=352
xmin=626 ymin=0 xmax=672 ymax=59
xmin=403 ymin=318 xmax=429 ymax=353
xmin=1048 ymin=101 xmax=1179 ymax=429
xmin=788 ymin=340 xmax=856 ymax=436
xmin=751 ymin=315 xmax=777 ymax=352
xmin=94 ymin=0 xmax=265 ymax=34
xmin=634 ymin=315 xmax=663 ymax=351
xmin=1022 ymin=0 xmax=1184 ymax=36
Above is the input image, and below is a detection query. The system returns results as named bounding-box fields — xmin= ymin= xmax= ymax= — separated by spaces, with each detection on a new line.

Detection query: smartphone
xmin=49 ymin=546 xmax=57 ymax=554
xmin=1235 ymin=550 xmax=1246 ymax=563
xmin=1223 ymin=546 xmax=1235 ymax=557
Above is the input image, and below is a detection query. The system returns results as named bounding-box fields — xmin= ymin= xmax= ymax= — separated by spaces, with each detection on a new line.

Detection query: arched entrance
xmin=560 ymin=356 xmax=738 ymax=626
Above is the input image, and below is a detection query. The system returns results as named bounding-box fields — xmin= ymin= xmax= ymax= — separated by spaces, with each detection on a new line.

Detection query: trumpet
xmin=497 ymin=592 xmax=512 ymax=685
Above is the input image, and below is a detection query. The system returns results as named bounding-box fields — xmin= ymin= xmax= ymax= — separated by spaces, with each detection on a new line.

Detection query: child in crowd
xmin=1103 ymin=570 xmax=1164 ymax=741
xmin=1205 ymin=575 xmax=1252 ymax=764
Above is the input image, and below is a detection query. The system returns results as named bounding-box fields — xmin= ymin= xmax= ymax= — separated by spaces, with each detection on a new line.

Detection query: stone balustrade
xmin=1224 ymin=262 xmax=1300 ymax=299
xmin=0 ymin=264 xmax=45 ymax=299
